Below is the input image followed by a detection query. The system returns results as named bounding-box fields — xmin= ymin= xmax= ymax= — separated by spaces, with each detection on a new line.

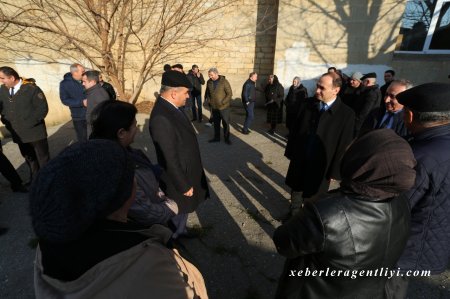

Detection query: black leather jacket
xmin=273 ymin=191 xmax=410 ymax=299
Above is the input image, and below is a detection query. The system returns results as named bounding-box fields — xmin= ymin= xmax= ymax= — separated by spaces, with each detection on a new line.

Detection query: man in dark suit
xmin=359 ymin=79 xmax=412 ymax=138
xmin=149 ymin=70 xmax=209 ymax=239
xmin=285 ymin=73 xmax=355 ymax=214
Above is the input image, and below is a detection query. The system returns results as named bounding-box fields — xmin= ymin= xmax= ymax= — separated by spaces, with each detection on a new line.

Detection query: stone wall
xmin=0 ymin=0 xmax=279 ymax=127
xmin=274 ymin=0 xmax=407 ymax=94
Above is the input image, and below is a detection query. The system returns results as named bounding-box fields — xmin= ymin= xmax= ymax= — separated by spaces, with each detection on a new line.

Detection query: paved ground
xmin=0 ymin=107 xmax=449 ymax=299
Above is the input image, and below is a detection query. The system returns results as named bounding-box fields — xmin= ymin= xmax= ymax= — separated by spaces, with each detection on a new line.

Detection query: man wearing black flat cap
xmin=385 ymin=82 xmax=450 ymax=298
xmin=353 ymin=72 xmax=381 ymax=135
xmin=149 ymin=70 xmax=209 ymax=239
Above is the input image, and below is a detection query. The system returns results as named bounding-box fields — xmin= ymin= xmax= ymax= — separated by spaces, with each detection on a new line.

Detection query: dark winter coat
xmin=187 ymin=70 xmax=205 ymax=96
xmin=85 ymin=83 xmax=110 ymax=123
xmin=0 ymin=80 xmax=48 ymax=143
xmin=353 ymin=85 xmax=382 ymax=135
xmin=241 ymin=79 xmax=257 ymax=105
xmin=101 ymin=81 xmax=117 ymax=101
xmin=285 ymin=84 xmax=308 ymax=130
xmin=205 ymin=75 xmax=232 ymax=110
xmin=285 ymin=97 xmax=354 ymax=197
xmin=276 ymin=128 xmax=416 ymax=299
xmin=359 ymin=107 xmax=409 ymax=138
xmin=396 ymin=124 xmax=450 ymax=274
xmin=59 ymin=73 xmax=86 ymax=120
xmin=341 ymin=84 xmax=363 ymax=110
xmin=149 ymin=96 xmax=209 ymax=213
xmin=265 ymin=82 xmax=284 ymax=124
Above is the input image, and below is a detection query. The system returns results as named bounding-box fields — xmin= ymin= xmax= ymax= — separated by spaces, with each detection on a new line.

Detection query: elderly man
xmin=0 ymin=66 xmax=49 ymax=181
xmin=353 ymin=72 xmax=382 ymax=135
xmin=59 ymin=63 xmax=87 ymax=141
xmin=385 ymin=82 xmax=450 ymax=298
xmin=149 ymin=70 xmax=209 ymax=239
xmin=342 ymin=71 xmax=363 ymax=110
xmin=285 ymin=73 xmax=355 ymax=214
xmin=205 ymin=67 xmax=233 ymax=144
xmin=81 ymin=70 xmax=110 ymax=136
xmin=360 ymin=79 xmax=412 ymax=137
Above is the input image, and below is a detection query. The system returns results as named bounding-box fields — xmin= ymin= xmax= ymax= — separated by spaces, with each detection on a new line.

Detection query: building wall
xmin=274 ymin=0 xmax=408 ymax=94
xmin=274 ymin=0 xmax=449 ymax=94
xmin=0 ymin=0 xmax=279 ymax=127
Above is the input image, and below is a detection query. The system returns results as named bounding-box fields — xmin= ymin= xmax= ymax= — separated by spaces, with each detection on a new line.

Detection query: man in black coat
xmin=187 ymin=64 xmax=205 ymax=122
xmin=149 ymin=70 xmax=209 ymax=238
xmin=359 ymin=79 xmax=412 ymax=138
xmin=385 ymin=83 xmax=450 ymax=298
xmin=285 ymin=73 xmax=354 ymax=213
xmin=353 ymin=72 xmax=382 ymax=136
xmin=99 ymin=74 xmax=117 ymax=101
xmin=0 ymin=66 xmax=49 ymax=180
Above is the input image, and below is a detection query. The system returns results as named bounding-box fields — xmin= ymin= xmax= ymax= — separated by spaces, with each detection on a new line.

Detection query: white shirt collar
xmin=323 ymin=97 xmax=337 ymax=109
xmin=160 ymin=95 xmax=179 ymax=110
xmin=11 ymin=79 xmax=22 ymax=93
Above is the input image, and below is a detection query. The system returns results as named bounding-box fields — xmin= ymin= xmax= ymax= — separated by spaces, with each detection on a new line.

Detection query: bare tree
xmin=0 ymin=0 xmax=242 ymax=103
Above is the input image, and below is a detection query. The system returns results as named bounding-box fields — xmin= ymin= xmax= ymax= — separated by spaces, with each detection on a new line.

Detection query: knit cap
xmin=30 ymin=140 xmax=135 ymax=243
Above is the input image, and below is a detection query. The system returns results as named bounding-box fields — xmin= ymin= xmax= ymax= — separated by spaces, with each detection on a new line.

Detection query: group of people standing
xmin=273 ymin=68 xmax=450 ymax=298
xmin=1 ymin=60 xmax=449 ymax=299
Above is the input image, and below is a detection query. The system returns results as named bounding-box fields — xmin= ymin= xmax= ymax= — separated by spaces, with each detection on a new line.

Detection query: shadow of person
xmin=0 ymin=120 xmax=79 ymax=299
xmin=140 ymin=106 xmax=291 ymax=298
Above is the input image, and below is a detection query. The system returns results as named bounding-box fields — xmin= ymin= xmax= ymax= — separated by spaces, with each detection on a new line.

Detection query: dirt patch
xmin=135 ymin=101 xmax=154 ymax=114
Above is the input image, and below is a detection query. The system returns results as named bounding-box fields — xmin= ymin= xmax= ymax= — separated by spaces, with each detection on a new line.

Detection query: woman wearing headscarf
xmin=273 ymin=129 xmax=416 ymax=299
xmin=284 ymin=76 xmax=308 ymax=136
xmin=30 ymin=140 xmax=207 ymax=298
xmin=265 ymin=74 xmax=284 ymax=135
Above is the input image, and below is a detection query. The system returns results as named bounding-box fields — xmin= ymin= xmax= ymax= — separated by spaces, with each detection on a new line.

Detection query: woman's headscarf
xmin=340 ymin=129 xmax=416 ymax=200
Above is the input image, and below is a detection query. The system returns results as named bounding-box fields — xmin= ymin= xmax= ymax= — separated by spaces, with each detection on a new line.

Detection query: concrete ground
xmin=0 ymin=107 xmax=449 ymax=299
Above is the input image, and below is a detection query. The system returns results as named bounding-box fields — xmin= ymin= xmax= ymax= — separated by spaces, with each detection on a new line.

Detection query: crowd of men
xmin=0 ymin=62 xmax=449 ymax=298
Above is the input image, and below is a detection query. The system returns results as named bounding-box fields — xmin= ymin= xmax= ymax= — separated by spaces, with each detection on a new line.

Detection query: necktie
xmin=378 ymin=113 xmax=393 ymax=129
xmin=10 ymin=87 xmax=14 ymax=97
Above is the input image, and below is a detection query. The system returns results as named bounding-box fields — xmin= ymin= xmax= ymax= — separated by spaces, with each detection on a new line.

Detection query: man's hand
xmin=82 ymin=99 xmax=87 ymax=107
xmin=184 ymin=187 xmax=194 ymax=197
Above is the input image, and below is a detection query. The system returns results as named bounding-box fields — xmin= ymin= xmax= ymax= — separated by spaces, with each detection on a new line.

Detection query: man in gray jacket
xmin=82 ymin=70 xmax=110 ymax=136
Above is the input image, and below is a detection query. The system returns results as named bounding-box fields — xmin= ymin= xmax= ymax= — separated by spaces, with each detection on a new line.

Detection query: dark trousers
xmin=73 ymin=119 xmax=87 ymax=142
xmin=212 ymin=108 xmax=230 ymax=141
xmin=17 ymin=138 xmax=50 ymax=180
xmin=0 ymin=143 xmax=22 ymax=188
xmin=243 ymin=102 xmax=255 ymax=131
xmin=190 ymin=94 xmax=203 ymax=121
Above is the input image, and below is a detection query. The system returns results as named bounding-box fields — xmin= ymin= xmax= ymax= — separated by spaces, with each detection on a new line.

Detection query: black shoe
xmin=208 ymin=138 xmax=220 ymax=143
xmin=11 ymin=184 xmax=28 ymax=193
xmin=225 ymin=139 xmax=232 ymax=145
xmin=267 ymin=129 xmax=275 ymax=135
xmin=242 ymin=129 xmax=250 ymax=135
xmin=198 ymin=119 xmax=202 ymax=123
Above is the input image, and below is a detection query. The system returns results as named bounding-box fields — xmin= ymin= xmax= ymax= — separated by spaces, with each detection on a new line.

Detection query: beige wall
xmin=274 ymin=0 xmax=408 ymax=93
xmin=0 ymin=0 xmax=280 ymax=127
xmin=274 ymin=0 xmax=449 ymax=93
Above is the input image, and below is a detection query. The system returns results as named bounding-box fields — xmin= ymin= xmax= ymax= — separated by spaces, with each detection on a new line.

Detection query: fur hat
xmin=161 ymin=70 xmax=192 ymax=89
xmin=397 ymin=82 xmax=450 ymax=112
xmin=30 ymin=140 xmax=135 ymax=243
